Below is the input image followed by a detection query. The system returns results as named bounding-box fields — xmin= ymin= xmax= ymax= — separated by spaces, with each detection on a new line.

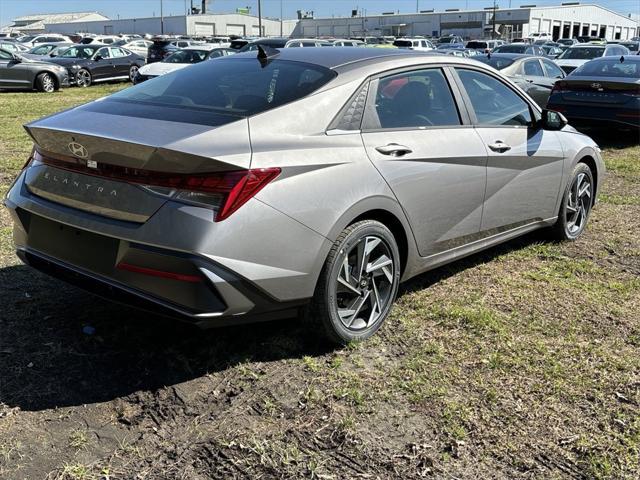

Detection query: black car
xmin=476 ymin=53 xmax=566 ymax=107
xmin=48 ymin=44 xmax=146 ymax=87
xmin=237 ymin=38 xmax=289 ymax=52
xmin=493 ymin=43 xmax=545 ymax=56
xmin=547 ymin=56 xmax=640 ymax=130
xmin=0 ymin=48 xmax=69 ymax=92
xmin=147 ymin=38 xmax=179 ymax=63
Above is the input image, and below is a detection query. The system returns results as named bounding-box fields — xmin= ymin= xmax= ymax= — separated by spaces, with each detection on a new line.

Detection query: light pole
xmin=160 ymin=0 xmax=164 ymax=34
xmin=258 ymin=0 xmax=263 ymax=37
xmin=280 ymin=0 xmax=283 ymax=37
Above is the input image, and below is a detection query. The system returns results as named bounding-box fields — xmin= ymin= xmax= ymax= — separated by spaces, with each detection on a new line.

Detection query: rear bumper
xmin=548 ymin=101 xmax=640 ymax=129
xmin=4 ymin=169 xmax=331 ymax=328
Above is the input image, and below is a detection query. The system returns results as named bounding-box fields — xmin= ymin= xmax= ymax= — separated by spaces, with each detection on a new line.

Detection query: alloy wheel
xmin=76 ymin=70 xmax=90 ymax=87
xmin=129 ymin=65 xmax=139 ymax=81
xmin=566 ymin=172 xmax=592 ymax=236
xmin=334 ymin=235 xmax=395 ymax=331
xmin=41 ymin=74 xmax=54 ymax=92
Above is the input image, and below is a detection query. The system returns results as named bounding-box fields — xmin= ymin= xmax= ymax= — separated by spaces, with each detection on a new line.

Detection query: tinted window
xmin=109 ymin=47 xmax=127 ymax=58
xmin=106 ymin=58 xmax=336 ymax=123
xmin=0 ymin=49 xmax=12 ymax=59
xmin=523 ymin=60 xmax=544 ymax=76
xmin=31 ymin=45 xmax=53 ymax=55
xmin=494 ymin=45 xmax=527 ymax=53
xmin=164 ymin=49 xmax=208 ymax=63
xmin=367 ymin=69 xmax=461 ymax=129
xmin=466 ymin=41 xmax=488 ymax=49
xmin=573 ymin=59 xmax=639 ymax=78
xmin=59 ymin=46 xmax=96 ymax=58
xmin=542 ymin=59 xmax=565 ymax=78
xmin=393 ymin=40 xmax=413 ymax=48
xmin=476 ymin=56 xmax=515 ymax=70
xmin=96 ymin=47 xmax=111 ymax=59
xmin=457 ymin=69 xmax=532 ymax=127
xmin=559 ymin=47 xmax=604 ymax=59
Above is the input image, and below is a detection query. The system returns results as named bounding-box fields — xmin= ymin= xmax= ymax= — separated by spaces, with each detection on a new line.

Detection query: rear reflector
xmin=33 ymin=149 xmax=280 ymax=221
xmin=117 ymin=262 xmax=202 ymax=283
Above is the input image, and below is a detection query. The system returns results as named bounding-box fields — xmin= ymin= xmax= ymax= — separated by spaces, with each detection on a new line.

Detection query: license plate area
xmin=28 ymin=215 xmax=119 ymax=275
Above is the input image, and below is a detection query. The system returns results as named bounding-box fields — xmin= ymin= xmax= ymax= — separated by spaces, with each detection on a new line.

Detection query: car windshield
xmin=494 ymin=45 xmax=527 ymax=53
xmin=475 ymin=56 xmax=516 ymax=70
xmin=58 ymin=46 xmax=97 ymax=58
xmin=466 ymin=41 xmax=488 ymax=49
xmin=573 ymin=59 xmax=640 ymax=78
xmin=164 ymin=49 xmax=209 ymax=63
xmin=439 ymin=37 xmax=454 ymax=43
xmin=19 ymin=35 xmax=36 ymax=42
xmin=559 ymin=47 xmax=605 ymax=59
xmin=103 ymin=58 xmax=336 ymax=126
xmin=393 ymin=40 xmax=413 ymax=48
xmin=112 ymin=40 xmax=127 ymax=46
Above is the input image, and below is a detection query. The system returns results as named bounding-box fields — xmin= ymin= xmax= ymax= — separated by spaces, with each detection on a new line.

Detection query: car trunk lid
xmin=553 ymin=77 xmax=640 ymax=104
xmin=23 ymin=102 xmax=252 ymax=223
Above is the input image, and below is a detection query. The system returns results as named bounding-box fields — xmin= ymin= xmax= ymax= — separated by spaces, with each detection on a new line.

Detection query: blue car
xmin=547 ymin=56 xmax=640 ymax=130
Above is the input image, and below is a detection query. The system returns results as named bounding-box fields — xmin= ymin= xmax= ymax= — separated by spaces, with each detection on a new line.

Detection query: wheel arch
xmin=577 ymin=155 xmax=598 ymax=204
xmin=326 ymin=197 xmax=418 ymax=277
xmin=33 ymin=70 xmax=59 ymax=91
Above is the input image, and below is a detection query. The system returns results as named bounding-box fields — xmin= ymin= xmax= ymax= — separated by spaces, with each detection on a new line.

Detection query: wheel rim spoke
xmin=334 ymin=234 xmax=395 ymax=332
xmin=566 ymin=173 xmax=592 ymax=235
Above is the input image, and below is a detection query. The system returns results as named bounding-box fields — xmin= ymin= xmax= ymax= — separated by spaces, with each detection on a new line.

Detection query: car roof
xmin=588 ymin=55 xmax=640 ymax=62
xmin=231 ymin=47 xmax=450 ymax=71
xmin=485 ymin=53 xmax=531 ymax=60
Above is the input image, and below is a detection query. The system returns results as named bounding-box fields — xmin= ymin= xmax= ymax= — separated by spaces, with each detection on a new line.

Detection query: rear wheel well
xmin=351 ymin=210 xmax=409 ymax=275
xmin=578 ymin=156 xmax=598 ymax=203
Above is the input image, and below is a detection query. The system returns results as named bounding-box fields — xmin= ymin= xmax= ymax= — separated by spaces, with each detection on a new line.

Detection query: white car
xmin=331 ymin=39 xmax=365 ymax=47
xmin=113 ymin=39 xmax=153 ymax=58
xmin=555 ymin=43 xmax=631 ymax=74
xmin=133 ymin=45 xmax=233 ymax=83
xmin=80 ymin=35 xmax=120 ymax=45
xmin=170 ymin=39 xmax=205 ymax=48
xmin=285 ymin=39 xmax=333 ymax=48
xmin=529 ymin=32 xmax=552 ymax=42
xmin=393 ymin=38 xmax=435 ymax=51
xmin=18 ymin=34 xmax=71 ymax=48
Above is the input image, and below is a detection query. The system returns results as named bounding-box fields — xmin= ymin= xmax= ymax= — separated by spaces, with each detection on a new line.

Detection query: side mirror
xmin=541 ymin=109 xmax=568 ymax=131
xmin=10 ymin=54 xmax=22 ymax=63
xmin=94 ymin=54 xmax=102 ymax=61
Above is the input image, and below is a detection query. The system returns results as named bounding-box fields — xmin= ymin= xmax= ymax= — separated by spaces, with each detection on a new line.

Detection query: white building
xmin=291 ymin=3 xmax=639 ymax=41
xmin=45 ymin=13 xmax=296 ymax=37
xmin=1 ymin=12 xmax=109 ymax=34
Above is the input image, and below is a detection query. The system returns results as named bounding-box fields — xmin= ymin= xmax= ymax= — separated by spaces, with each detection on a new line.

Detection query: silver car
xmin=5 ymin=48 xmax=604 ymax=344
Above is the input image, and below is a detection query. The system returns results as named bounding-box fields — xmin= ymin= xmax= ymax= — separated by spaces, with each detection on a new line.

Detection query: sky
xmin=1 ymin=0 xmax=639 ymax=25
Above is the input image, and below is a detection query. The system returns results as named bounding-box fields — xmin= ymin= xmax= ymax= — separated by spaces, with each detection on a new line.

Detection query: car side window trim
xmin=449 ymin=65 xmax=542 ymax=128
xmin=359 ymin=64 xmax=472 ymax=133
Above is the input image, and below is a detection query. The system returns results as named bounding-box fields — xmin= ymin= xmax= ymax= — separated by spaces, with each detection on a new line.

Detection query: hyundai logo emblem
xmin=68 ymin=142 xmax=88 ymax=159
xmin=591 ymin=83 xmax=603 ymax=90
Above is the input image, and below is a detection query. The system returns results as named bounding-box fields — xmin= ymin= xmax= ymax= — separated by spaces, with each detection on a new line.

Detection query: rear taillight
xmin=551 ymin=81 xmax=570 ymax=94
xmin=34 ymin=150 xmax=280 ymax=221
xmin=623 ymin=86 xmax=640 ymax=97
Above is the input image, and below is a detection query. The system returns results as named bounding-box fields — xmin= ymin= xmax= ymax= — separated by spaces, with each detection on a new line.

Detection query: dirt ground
xmin=0 ymin=88 xmax=638 ymax=479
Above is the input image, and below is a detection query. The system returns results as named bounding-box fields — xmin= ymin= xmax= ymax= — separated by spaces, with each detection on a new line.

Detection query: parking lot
xmin=0 ymin=85 xmax=638 ymax=479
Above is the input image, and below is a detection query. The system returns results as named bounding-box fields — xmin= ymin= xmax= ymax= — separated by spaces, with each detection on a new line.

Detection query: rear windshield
xmin=573 ymin=60 xmax=640 ymax=78
xmin=101 ymin=58 xmax=336 ymax=126
xmin=466 ymin=41 xmax=488 ymax=49
xmin=393 ymin=40 xmax=413 ymax=48
xmin=494 ymin=45 xmax=527 ymax=53
xmin=439 ymin=37 xmax=454 ymax=43
xmin=559 ymin=47 xmax=604 ymax=59
xmin=164 ymin=49 xmax=209 ymax=63
xmin=475 ymin=56 xmax=515 ymax=70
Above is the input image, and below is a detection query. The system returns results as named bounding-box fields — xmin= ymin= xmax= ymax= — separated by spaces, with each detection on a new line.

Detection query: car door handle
xmin=375 ymin=144 xmax=413 ymax=157
xmin=488 ymin=141 xmax=511 ymax=153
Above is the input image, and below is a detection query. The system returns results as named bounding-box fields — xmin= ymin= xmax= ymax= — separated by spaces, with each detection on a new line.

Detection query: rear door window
xmin=542 ymin=59 xmax=565 ymax=78
xmin=523 ymin=59 xmax=545 ymax=76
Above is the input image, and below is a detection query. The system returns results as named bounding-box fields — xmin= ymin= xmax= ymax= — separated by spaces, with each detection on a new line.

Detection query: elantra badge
xmin=68 ymin=142 xmax=88 ymax=159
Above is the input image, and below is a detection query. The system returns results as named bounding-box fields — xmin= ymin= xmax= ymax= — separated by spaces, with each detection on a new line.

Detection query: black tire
xmin=551 ymin=163 xmax=594 ymax=241
xmin=35 ymin=72 xmax=56 ymax=93
xmin=75 ymin=68 xmax=92 ymax=87
xmin=308 ymin=220 xmax=401 ymax=345
xmin=129 ymin=64 xmax=139 ymax=83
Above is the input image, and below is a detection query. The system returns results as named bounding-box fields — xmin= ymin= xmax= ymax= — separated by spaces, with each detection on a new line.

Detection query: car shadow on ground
xmin=0 ymin=228 xmax=554 ymax=412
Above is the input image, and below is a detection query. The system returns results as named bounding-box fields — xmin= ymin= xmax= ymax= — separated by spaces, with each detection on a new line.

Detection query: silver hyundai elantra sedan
xmin=5 ymin=47 xmax=604 ymax=344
